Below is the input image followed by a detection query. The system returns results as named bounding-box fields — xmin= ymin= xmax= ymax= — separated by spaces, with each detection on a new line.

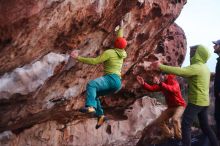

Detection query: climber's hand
xmin=120 ymin=20 xmax=124 ymax=28
xmin=70 ymin=50 xmax=79 ymax=59
xmin=136 ymin=75 xmax=145 ymax=85
xmin=153 ymin=76 xmax=160 ymax=84
xmin=115 ymin=25 xmax=120 ymax=32
xmin=150 ymin=61 xmax=161 ymax=70
xmin=115 ymin=20 xmax=124 ymax=32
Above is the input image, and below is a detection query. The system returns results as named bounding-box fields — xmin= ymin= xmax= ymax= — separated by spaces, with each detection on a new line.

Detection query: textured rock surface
xmin=0 ymin=0 xmax=187 ymax=145
xmin=0 ymin=97 xmax=165 ymax=146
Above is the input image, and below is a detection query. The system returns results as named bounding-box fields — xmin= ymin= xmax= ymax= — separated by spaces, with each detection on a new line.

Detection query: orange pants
xmin=152 ymin=106 xmax=185 ymax=139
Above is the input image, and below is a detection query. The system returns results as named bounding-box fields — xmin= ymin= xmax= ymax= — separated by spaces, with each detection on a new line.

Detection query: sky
xmin=175 ymin=0 xmax=220 ymax=72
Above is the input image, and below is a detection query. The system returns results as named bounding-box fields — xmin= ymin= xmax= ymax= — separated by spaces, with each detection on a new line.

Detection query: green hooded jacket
xmin=159 ymin=45 xmax=211 ymax=106
xmin=77 ymin=28 xmax=127 ymax=77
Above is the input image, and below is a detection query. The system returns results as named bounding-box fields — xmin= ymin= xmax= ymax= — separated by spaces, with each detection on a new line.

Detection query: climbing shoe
xmin=95 ymin=115 xmax=108 ymax=129
xmin=79 ymin=107 xmax=96 ymax=114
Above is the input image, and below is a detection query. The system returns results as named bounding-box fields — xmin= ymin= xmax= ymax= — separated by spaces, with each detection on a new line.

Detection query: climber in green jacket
xmin=70 ymin=21 xmax=127 ymax=129
xmin=151 ymin=45 xmax=219 ymax=146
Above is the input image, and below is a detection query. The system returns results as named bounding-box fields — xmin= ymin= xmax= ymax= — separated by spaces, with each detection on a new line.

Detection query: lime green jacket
xmin=159 ymin=45 xmax=211 ymax=106
xmin=77 ymin=28 xmax=127 ymax=77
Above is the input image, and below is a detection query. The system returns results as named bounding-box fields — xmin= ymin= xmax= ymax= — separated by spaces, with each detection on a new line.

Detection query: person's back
xmin=103 ymin=49 xmax=127 ymax=76
xmin=77 ymin=48 xmax=127 ymax=76
xmin=186 ymin=62 xmax=210 ymax=106
xmin=161 ymin=75 xmax=186 ymax=108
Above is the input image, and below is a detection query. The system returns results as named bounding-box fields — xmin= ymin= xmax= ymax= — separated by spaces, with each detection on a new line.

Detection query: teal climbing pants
xmin=85 ymin=74 xmax=121 ymax=116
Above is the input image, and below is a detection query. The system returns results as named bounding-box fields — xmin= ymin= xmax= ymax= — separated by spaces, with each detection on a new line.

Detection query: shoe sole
xmin=95 ymin=118 xmax=109 ymax=129
xmin=79 ymin=108 xmax=95 ymax=113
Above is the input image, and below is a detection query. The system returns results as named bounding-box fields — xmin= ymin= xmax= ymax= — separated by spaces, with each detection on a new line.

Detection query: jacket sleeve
xmin=117 ymin=28 xmax=123 ymax=37
xmin=77 ymin=50 xmax=110 ymax=65
xmin=161 ymin=82 xmax=178 ymax=93
xmin=159 ymin=64 xmax=198 ymax=77
xmin=143 ymin=82 xmax=161 ymax=92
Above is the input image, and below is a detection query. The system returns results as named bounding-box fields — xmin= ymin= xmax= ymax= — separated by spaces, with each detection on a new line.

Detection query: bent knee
xmin=87 ymin=80 xmax=96 ymax=87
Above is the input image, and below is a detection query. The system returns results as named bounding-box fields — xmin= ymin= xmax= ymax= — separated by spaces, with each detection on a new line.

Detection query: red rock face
xmin=0 ymin=0 xmax=46 ymax=27
xmin=123 ymin=23 xmax=186 ymax=97
xmin=0 ymin=0 xmax=186 ymax=145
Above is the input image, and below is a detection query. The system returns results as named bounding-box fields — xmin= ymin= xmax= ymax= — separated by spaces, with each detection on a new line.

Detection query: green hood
xmin=114 ymin=48 xmax=127 ymax=59
xmin=190 ymin=45 xmax=211 ymax=64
